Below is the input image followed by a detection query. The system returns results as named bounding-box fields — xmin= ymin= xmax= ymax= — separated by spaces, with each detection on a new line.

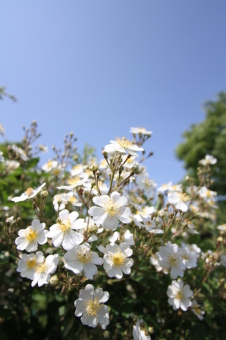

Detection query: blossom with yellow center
xmin=103 ymin=243 xmax=133 ymax=279
xmin=191 ymin=300 xmax=205 ymax=320
xmin=47 ymin=209 xmax=85 ymax=250
xmin=17 ymin=251 xmax=45 ymax=280
xmin=57 ymin=175 xmax=88 ymax=191
xmin=11 ymin=183 xmax=46 ymax=202
xmin=64 ymin=242 xmax=103 ymax=279
xmin=15 ymin=219 xmax=47 ymax=252
xmin=104 ymin=137 xmax=144 ymax=158
xmin=42 ymin=160 xmax=58 ymax=172
xmin=167 ymin=279 xmax=193 ymax=311
xmin=130 ymin=127 xmax=152 ymax=136
xmin=74 ymin=284 xmax=109 ymax=329
xmin=31 ymin=254 xmax=59 ymax=287
xmin=168 ymin=191 xmax=190 ymax=212
xmin=89 ymin=192 xmax=131 ymax=231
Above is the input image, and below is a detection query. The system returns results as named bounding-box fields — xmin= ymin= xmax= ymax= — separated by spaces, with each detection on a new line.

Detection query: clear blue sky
xmin=1 ymin=0 xmax=226 ymax=186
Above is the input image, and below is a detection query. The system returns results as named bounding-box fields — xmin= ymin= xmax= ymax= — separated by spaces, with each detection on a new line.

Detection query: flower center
xmin=206 ymin=190 xmax=212 ymax=198
xmin=168 ymin=253 xmax=180 ymax=268
xmin=47 ymin=161 xmax=52 ymax=168
xmin=76 ymin=250 xmax=93 ymax=264
xmin=53 ymin=168 xmax=60 ymax=176
xmin=26 ymin=258 xmax=37 ymax=269
xmin=116 ymin=137 xmax=134 ymax=149
xmin=72 ymin=164 xmax=83 ymax=171
xmin=178 ymin=193 xmax=190 ymax=202
xmin=103 ymin=199 xmax=121 ymax=217
xmin=175 ymin=290 xmax=184 ymax=300
xmin=25 ymin=188 xmax=34 ymax=196
xmin=36 ymin=262 xmax=47 ymax=273
xmin=57 ymin=218 xmax=71 ymax=233
xmin=84 ymin=298 xmax=103 ymax=317
xmin=110 ymin=252 xmax=126 ymax=268
xmin=25 ymin=228 xmax=38 ymax=242
xmin=67 ymin=177 xmax=80 ymax=185
xmin=69 ymin=196 xmax=77 ymax=203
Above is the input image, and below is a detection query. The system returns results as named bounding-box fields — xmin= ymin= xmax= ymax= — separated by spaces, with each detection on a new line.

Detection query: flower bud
xmin=49 ymin=275 xmax=58 ymax=286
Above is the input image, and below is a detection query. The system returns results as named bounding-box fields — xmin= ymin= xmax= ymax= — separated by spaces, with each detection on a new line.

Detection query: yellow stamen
xmin=76 ymin=250 xmax=93 ymax=264
xmin=25 ymin=188 xmax=34 ymax=196
xmin=67 ymin=177 xmax=80 ymax=185
xmin=116 ymin=137 xmax=134 ymax=148
xmin=103 ymin=199 xmax=121 ymax=217
xmin=25 ymin=228 xmax=38 ymax=242
xmin=168 ymin=253 xmax=180 ymax=268
xmin=36 ymin=262 xmax=47 ymax=273
xmin=178 ymin=192 xmax=190 ymax=202
xmin=26 ymin=258 xmax=37 ymax=269
xmin=84 ymin=298 xmax=103 ymax=317
xmin=110 ymin=252 xmax=126 ymax=268
xmin=46 ymin=160 xmax=53 ymax=168
xmin=57 ymin=218 xmax=71 ymax=233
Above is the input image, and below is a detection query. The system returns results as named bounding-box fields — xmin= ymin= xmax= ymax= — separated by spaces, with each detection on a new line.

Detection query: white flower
xmin=104 ymin=137 xmax=143 ymax=158
xmin=132 ymin=206 xmax=156 ymax=227
xmin=11 ymin=183 xmax=46 ymax=202
xmin=103 ymin=243 xmax=133 ymax=279
xmin=180 ymin=243 xmax=199 ymax=269
xmin=5 ymin=160 xmax=20 ymax=171
xmin=17 ymin=251 xmax=44 ymax=280
xmin=0 ymin=151 xmax=4 ymax=162
xmin=46 ymin=209 xmax=85 ymax=250
xmin=199 ymin=154 xmax=217 ymax=166
xmin=79 ymin=217 xmax=103 ymax=243
xmin=38 ymin=144 xmax=48 ymax=153
xmin=130 ymin=127 xmax=152 ymax=137
xmin=75 ymin=284 xmax=109 ymax=329
xmin=42 ymin=160 xmax=58 ymax=172
xmin=191 ymin=300 xmax=205 ymax=320
xmin=57 ymin=175 xmax=88 ymax=191
xmin=15 ymin=219 xmax=47 ymax=252
xmin=109 ymin=230 xmax=135 ymax=246
xmin=217 ymin=224 xmax=226 ymax=232
xmin=88 ymin=192 xmax=131 ymax=231
xmin=167 ymin=279 xmax=193 ymax=311
xmin=133 ymin=319 xmax=151 ymax=340
xmin=220 ymin=255 xmax=226 ymax=267
xmin=11 ymin=144 xmax=28 ymax=161
xmin=31 ymin=254 xmax=59 ymax=287
xmin=144 ymin=220 xmax=164 ymax=234
xmin=70 ymin=164 xmax=87 ymax=177
xmin=155 ymin=242 xmax=186 ymax=279
xmin=198 ymin=187 xmax=217 ymax=200
xmin=168 ymin=191 xmax=190 ymax=212
xmin=64 ymin=242 xmax=103 ymax=279
xmin=53 ymin=194 xmax=66 ymax=211
xmin=60 ymin=191 xmax=82 ymax=207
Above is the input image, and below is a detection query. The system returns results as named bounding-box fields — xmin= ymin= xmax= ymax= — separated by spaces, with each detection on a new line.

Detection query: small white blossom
xmin=31 ymin=254 xmax=59 ymax=287
xmin=17 ymin=251 xmax=45 ymax=280
xmin=168 ymin=191 xmax=190 ymax=212
xmin=104 ymin=137 xmax=143 ymax=158
xmin=0 ymin=151 xmax=4 ymax=162
xmin=88 ymin=192 xmax=131 ymax=231
xmin=191 ymin=300 xmax=205 ymax=320
xmin=47 ymin=209 xmax=85 ymax=250
xmin=109 ymin=230 xmax=135 ymax=246
xmin=11 ymin=144 xmax=28 ymax=161
xmin=70 ymin=163 xmax=87 ymax=177
xmin=199 ymin=154 xmax=217 ymax=166
xmin=11 ymin=183 xmax=46 ymax=202
xmin=57 ymin=175 xmax=88 ymax=191
xmin=130 ymin=127 xmax=152 ymax=136
xmin=180 ymin=243 xmax=199 ymax=269
xmin=64 ymin=242 xmax=103 ymax=279
xmin=15 ymin=219 xmax=47 ymax=252
xmin=155 ymin=242 xmax=186 ymax=279
xmin=133 ymin=319 xmax=151 ymax=340
xmin=198 ymin=187 xmax=217 ymax=200
xmin=167 ymin=279 xmax=193 ymax=311
xmin=42 ymin=160 xmax=58 ymax=172
xmin=103 ymin=243 xmax=133 ymax=279
xmin=5 ymin=160 xmax=20 ymax=171
xmin=74 ymin=284 xmax=109 ymax=329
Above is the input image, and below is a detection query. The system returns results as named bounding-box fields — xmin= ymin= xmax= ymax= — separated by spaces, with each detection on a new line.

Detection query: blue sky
xmin=1 ymin=1 xmax=226 ymax=186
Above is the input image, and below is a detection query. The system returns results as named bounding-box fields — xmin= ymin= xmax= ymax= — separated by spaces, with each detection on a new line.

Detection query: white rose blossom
xmin=17 ymin=251 xmax=45 ymax=280
xmin=130 ymin=127 xmax=152 ymax=136
xmin=109 ymin=230 xmax=135 ymax=246
xmin=74 ymin=284 xmax=109 ymax=329
xmin=155 ymin=241 xmax=186 ymax=279
xmin=15 ymin=219 xmax=47 ymax=252
xmin=31 ymin=254 xmax=59 ymax=287
xmin=104 ymin=137 xmax=144 ymax=158
xmin=167 ymin=279 xmax=193 ymax=311
xmin=41 ymin=160 xmax=58 ymax=172
xmin=191 ymin=300 xmax=205 ymax=320
xmin=133 ymin=319 xmax=151 ymax=340
xmin=88 ymin=192 xmax=131 ymax=231
xmin=199 ymin=154 xmax=217 ymax=166
xmin=46 ymin=209 xmax=85 ymax=250
xmin=11 ymin=183 xmax=46 ymax=202
xmin=64 ymin=242 xmax=103 ymax=279
xmin=103 ymin=243 xmax=134 ymax=279
xmin=11 ymin=144 xmax=28 ymax=161
xmin=57 ymin=175 xmax=88 ymax=191
xmin=168 ymin=191 xmax=190 ymax=212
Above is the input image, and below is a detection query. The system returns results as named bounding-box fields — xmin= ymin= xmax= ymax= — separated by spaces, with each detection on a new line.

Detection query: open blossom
xmin=191 ymin=300 xmax=205 ymax=320
xmin=46 ymin=209 xmax=85 ymax=250
xmin=109 ymin=230 xmax=134 ymax=246
xmin=11 ymin=183 xmax=46 ymax=202
xmin=104 ymin=137 xmax=143 ymax=158
xmin=31 ymin=254 xmax=59 ymax=287
xmin=199 ymin=154 xmax=217 ymax=166
xmin=11 ymin=144 xmax=28 ymax=161
xmin=5 ymin=160 xmax=20 ymax=171
xmin=168 ymin=191 xmax=190 ymax=212
xmin=17 ymin=251 xmax=45 ymax=280
xmin=130 ymin=127 xmax=152 ymax=136
xmin=15 ymin=219 xmax=47 ymax=252
xmin=167 ymin=279 xmax=193 ymax=311
xmin=155 ymin=242 xmax=186 ymax=279
xmin=75 ymin=284 xmax=109 ymax=329
xmin=103 ymin=243 xmax=134 ymax=279
xmin=88 ymin=192 xmax=131 ymax=231
xmin=133 ymin=319 xmax=151 ymax=340
xmin=198 ymin=187 xmax=217 ymax=200
xmin=64 ymin=242 xmax=103 ymax=279
xmin=70 ymin=163 xmax=87 ymax=177
xmin=57 ymin=175 xmax=88 ymax=191
xmin=180 ymin=243 xmax=199 ymax=269
xmin=41 ymin=160 xmax=58 ymax=172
